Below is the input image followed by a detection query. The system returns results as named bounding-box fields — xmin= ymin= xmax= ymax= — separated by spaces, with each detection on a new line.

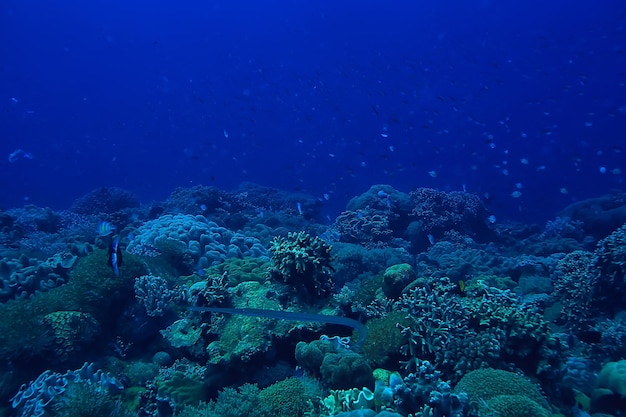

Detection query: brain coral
xmin=259 ymin=377 xmax=309 ymax=417
xmin=454 ymin=368 xmax=550 ymax=411
xmin=482 ymin=394 xmax=551 ymax=417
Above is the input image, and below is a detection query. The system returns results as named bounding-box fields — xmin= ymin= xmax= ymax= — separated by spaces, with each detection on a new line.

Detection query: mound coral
xmin=454 ymin=368 xmax=550 ymax=413
xmin=259 ymin=377 xmax=309 ymax=417
xmin=592 ymin=359 xmax=626 ymax=412
xmin=127 ymin=214 xmax=267 ymax=272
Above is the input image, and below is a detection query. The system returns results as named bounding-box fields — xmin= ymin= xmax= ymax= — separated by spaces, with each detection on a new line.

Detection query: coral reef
xmin=7 ymin=186 xmax=626 ymax=417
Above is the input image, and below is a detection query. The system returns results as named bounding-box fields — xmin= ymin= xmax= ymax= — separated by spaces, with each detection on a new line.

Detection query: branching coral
xmin=335 ymin=209 xmax=394 ymax=246
xmin=409 ymin=188 xmax=486 ymax=237
xmin=395 ymin=278 xmax=469 ymax=372
xmin=553 ymin=250 xmax=598 ymax=332
xmin=269 ymin=231 xmax=334 ymax=299
xmin=594 ymin=223 xmax=626 ymax=307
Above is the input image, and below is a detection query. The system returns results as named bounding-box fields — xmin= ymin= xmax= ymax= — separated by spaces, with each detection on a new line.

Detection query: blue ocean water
xmin=2 ymin=0 xmax=624 ymax=222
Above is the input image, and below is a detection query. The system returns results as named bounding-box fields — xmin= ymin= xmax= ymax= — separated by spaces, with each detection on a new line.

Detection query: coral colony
xmin=2 ymin=184 xmax=626 ymax=417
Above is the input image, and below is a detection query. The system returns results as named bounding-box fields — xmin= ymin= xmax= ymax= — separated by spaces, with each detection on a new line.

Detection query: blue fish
xmin=97 ymin=221 xmax=116 ymax=237
xmin=108 ymin=235 xmax=123 ymax=276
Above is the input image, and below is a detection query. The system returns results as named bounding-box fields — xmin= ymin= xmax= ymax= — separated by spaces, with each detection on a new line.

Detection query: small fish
xmin=8 ymin=149 xmax=34 ymax=163
xmin=108 ymin=235 xmax=123 ymax=276
xmin=427 ymin=234 xmax=435 ymax=245
xmin=297 ymin=202 xmax=303 ymax=215
xmin=97 ymin=221 xmax=116 ymax=236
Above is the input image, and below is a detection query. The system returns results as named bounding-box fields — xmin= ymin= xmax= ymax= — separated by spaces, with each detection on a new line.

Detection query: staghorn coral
xmin=393 ymin=276 xmax=556 ymax=381
xmin=461 ymin=285 xmax=555 ymax=376
xmin=395 ymin=278 xmax=469 ymax=372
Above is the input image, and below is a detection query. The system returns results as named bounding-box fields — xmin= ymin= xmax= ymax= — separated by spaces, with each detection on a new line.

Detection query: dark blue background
xmin=1 ymin=0 xmax=625 ymax=222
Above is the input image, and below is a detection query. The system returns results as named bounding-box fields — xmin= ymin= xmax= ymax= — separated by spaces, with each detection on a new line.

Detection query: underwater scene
xmin=2 ymin=1 xmax=626 ymax=417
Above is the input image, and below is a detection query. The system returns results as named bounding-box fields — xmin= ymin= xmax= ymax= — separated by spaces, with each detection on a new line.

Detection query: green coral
xmin=203 ymin=256 xmax=270 ymax=285
xmin=52 ymin=382 xmax=136 ymax=417
xmin=205 ymin=281 xmax=298 ymax=364
xmin=259 ymin=378 xmax=309 ymax=417
xmin=160 ymin=318 xmax=203 ymax=352
xmin=320 ymin=350 xmax=375 ymax=390
xmin=455 ymin=368 xmax=550 ymax=413
xmin=361 ymin=311 xmax=409 ymax=366
xmin=295 ymin=339 xmax=335 ymax=374
xmin=481 ymin=394 xmax=551 ymax=417
xmin=175 ymin=401 xmax=212 ymax=417
xmin=461 ymin=285 xmax=553 ymax=375
xmin=269 ymin=231 xmax=334 ymax=299
xmin=41 ymin=311 xmax=99 ymax=361
xmin=210 ymin=384 xmax=271 ymax=417
xmin=158 ymin=371 xmax=208 ymax=410
xmin=0 ymin=250 xmax=148 ymax=360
